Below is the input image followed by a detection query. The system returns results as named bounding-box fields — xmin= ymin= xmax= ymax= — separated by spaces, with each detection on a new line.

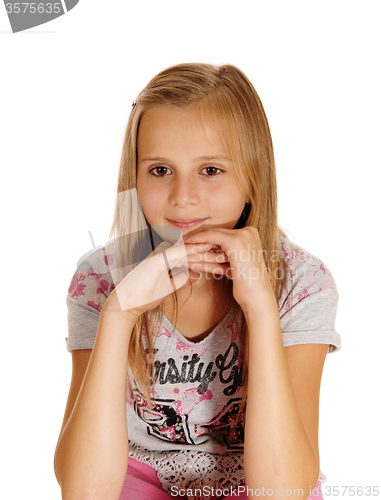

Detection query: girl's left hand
xmin=184 ymin=227 xmax=277 ymax=314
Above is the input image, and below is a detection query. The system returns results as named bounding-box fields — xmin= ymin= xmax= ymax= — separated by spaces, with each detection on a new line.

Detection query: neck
xmin=166 ymin=272 xmax=232 ymax=308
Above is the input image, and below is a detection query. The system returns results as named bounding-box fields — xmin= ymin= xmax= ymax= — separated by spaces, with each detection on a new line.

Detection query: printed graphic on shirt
xmin=195 ymin=398 xmax=244 ymax=449
xmin=68 ymin=248 xmax=115 ymax=312
xmin=133 ymin=386 xmax=244 ymax=448
xmin=131 ymin=333 xmax=245 ymax=446
xmin=133 ymin=389 xmax=195 ymax=444
xmin=150 ymin=342 xmax=244 ymax=396
xmin=279 ymin=239 xmax=335 ymax=315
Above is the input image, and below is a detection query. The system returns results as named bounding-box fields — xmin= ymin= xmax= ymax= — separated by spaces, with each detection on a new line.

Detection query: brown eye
xmin=150 ymin=166 xmax=171 ymax=176
xmin=202 ymin=166 xmax=222 ymax=176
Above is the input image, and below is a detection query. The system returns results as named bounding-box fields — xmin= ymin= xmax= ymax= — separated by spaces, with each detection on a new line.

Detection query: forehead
xmin=137 ymin=106 xmax=227 ymax=156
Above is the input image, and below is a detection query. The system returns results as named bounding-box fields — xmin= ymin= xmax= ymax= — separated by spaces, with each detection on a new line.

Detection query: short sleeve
xmin=65 ymin=247 xmax=115 ymax=352
xmin=279 ymin=237 xmax=341 ymax=353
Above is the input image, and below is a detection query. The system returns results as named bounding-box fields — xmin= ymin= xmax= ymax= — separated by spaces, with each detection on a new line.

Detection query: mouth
xmin=166 ymin=218 xmax=208 ymax=228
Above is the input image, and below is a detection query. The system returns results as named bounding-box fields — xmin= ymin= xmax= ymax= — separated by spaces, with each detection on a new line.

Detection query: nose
xmin=168 ymin=175 xmax=200 ymax=207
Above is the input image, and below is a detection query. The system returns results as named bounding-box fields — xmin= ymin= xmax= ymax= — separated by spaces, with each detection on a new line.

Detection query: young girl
xmin=54 ymin=63 xmax=341 ymax=500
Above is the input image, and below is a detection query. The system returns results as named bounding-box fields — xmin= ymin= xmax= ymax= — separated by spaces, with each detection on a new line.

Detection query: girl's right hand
xmin=103 ymin=240 xmax=216 ymax=322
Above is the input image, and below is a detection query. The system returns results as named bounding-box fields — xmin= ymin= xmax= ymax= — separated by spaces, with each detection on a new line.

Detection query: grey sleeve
xmin=280 ymin=287 xmax=341 ymax=353
xmin=65 ymin=295 xmax=101 ymax=352
xmin=64 ymin=247 xmax=115 ymax=352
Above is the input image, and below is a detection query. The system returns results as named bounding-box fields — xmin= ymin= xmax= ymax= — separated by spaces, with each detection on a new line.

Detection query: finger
xmin=187 ymin=251 xmax=229 ymax=264
xmin=185 ymin=243 xmax=214 ymax=253
xmin=189 ymin=261 xmax=231 ymax=276
xmin=161 ymin=244 xmax=211 ymax=289
xmin=183 ymin=229 xmax=233 ymax=251
xmin=164 ymin=242 xmax=214 ymax=269
xmin=184 ymin=243 xmax=216 ymax=261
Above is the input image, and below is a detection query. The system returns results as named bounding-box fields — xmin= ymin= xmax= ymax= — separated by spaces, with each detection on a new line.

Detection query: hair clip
xmin=132 ymin=101 xmax=137 ymax=109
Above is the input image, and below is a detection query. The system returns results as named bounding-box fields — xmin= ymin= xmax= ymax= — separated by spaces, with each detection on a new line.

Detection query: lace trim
xmin=319 ymin=470 xmax=327 ymax=484
xmin=129 ymin=443 xmax=245 ymax=499
xmin=129 ymin=443 xmax=327 ymax=498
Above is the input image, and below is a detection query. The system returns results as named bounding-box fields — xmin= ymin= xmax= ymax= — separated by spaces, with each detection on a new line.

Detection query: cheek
xmin=211 ymin=186 xmax=245 ymax=213
xmin=137 ymin=186 xmax=163 ymax=215
xmin=136 ymin=177 xmax=150 ymax=203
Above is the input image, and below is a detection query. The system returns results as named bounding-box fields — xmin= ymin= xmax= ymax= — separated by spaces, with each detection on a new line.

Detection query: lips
xmin=166 ymin=218 xmax=208 ymax=228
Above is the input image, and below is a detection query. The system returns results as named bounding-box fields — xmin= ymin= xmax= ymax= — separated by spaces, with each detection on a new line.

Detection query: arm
xmin=56 ymin=349 xmax=93 ymax=445
xmin=55 ymin=241 xmax=208 ymax=499
xmin=283 ymin=342 xmax=328 ymax=476
xmin=54 ymin=292 xmax=137 ymax=500
xmin=182 ymin=228 xmax=333 ymax=499
xmin=243 ymin=296 xmax=326 ymax=499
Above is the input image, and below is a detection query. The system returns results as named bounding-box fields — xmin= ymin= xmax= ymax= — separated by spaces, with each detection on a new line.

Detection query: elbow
xmin=55 ymin=469 xmax=125 ymax=500
xmin=54 ymin=437 xmax=128 ymax=500
xmin=305 ymin=466 xmax=321 ymax=500
xmin=58 ymin=477 xmax=124 ymax=500
xmin=245 ymin=462 xmax=319 ymax=499
xmin=53 ymin=445 xmax=64 ymax=492
xmin=54 ymin=456 xmax=125 ymax=500
xmin=60 ymin=487 xmax=123 ymax=500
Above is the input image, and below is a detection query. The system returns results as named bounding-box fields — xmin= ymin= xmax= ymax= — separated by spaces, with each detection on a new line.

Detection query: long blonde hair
xmin=108 ymin=62 xmax=289 ymax=417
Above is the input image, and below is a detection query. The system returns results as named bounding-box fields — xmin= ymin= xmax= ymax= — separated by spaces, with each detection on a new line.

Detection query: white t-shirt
xmin=65 ymin=236 xmax=341 ymax=496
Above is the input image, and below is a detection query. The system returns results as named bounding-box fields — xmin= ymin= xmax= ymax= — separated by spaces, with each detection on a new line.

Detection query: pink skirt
xmin=119 ymin=457 xmax=324 ymax=499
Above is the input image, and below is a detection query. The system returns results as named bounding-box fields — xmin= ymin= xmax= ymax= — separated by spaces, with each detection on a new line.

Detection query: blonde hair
xmin=108 ymin=62 xmax=289 ymax=421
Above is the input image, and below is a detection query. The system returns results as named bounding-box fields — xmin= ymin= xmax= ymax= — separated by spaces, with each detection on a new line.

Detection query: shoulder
xmin=67 ymin=245 xmax=116 ymax=313
xmin=66 ymin=246 xmax=116 ymax=352
xmin=278 ymin=235 xmax=339 ymax=315
xmin=277 ymin=236 xmax=341 ymax=352
xmin=279 ymin=236 xmax=337 ymax=288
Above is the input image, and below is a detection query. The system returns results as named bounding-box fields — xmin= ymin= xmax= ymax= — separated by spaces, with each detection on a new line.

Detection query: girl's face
xmin=136 ymin=106 xmax=248 ymax=237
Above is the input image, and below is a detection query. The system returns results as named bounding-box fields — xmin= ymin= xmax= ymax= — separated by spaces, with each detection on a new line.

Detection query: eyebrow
xmin=140 ymin=156 xmax=231 ymax=163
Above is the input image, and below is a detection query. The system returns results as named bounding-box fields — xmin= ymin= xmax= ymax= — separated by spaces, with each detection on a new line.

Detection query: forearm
xmin=243 ymin=297 xmax=318 ymax=499
xmin=54 ymin=303 xmax=136 ymax=500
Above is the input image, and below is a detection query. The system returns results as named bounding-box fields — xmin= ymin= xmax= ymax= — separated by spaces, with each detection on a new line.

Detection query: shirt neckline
xmin=161 ymin=303 xmax=239 ymax=345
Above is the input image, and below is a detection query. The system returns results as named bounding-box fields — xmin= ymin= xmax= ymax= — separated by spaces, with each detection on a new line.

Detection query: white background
xmin=1 ymin=1 xmax=380 ymax=498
